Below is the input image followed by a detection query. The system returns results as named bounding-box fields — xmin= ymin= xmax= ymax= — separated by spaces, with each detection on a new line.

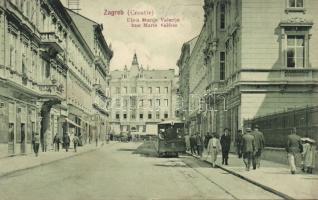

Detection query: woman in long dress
xmin=302 ymin=138 xmax=316 ymax=174
xmin=207 ymin=133 xmax=222 ymax=168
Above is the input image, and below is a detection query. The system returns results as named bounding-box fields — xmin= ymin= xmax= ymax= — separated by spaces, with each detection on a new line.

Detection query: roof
xmin=186 ymin=36 xmax=199 ymax=55
xmin=67 ymin=9 xmax=96 ymax=52
xmin=158 ymin=120 xmax=184 ymax=125
xmin=110 ymin=68 xmax=175 ymax=80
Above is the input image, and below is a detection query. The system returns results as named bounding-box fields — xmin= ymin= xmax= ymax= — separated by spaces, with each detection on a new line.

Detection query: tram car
xmin=245 ymin=106 xmax=318 ymax=148
xmin=157 ymin=120 xmax=186 ymax=157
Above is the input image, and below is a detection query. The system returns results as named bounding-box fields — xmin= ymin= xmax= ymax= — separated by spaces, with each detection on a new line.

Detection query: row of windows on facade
xmin=115 ymin=113 xmax=169 ymax=120
xmin=120 ymin=125 xmax=146 ymax=132
xmin=218 ymin=0 xmax=304 ymax=31
xmin=115 ymin=99 xmax=169 ymax=107
xmin=115 ymin=86 xmax=169 ymax=94
xmin=217 ymin=33 xmax=307 ymax=81
xmin=9 ymin=33 xmax=93 ymax=87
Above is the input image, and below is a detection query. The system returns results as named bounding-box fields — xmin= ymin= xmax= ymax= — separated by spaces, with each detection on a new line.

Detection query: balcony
xmin=93 ymin=83 xmax=106 ymax=97
xmin=38 ymin=84 xmax=65 ymax=100
xmin=94 ymin=56 xmax=107 ymax=76
xmin=40 ymin=32 xmax=64 ymax=56
xmin=93 ymin=94 xmax=108 ymax=116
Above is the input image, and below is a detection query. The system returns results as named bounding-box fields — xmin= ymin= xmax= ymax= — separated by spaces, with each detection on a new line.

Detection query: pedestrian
xmin=64 ymin=134 xmax=70 ymax=152
xmin=185 ymin=134 xmax=190 ymax=151
xmin=190 ymin=134 xmax=197 ymax=154
xmin=242 ymin=127 xmax=255 ymax=171
xmin=204 ymin=132 xmax=212 ymax=151
xmin=33 ymin=132 xmax=40 ymax=157
xmin=301 ymin=138 xmax=316 ymax=174
xmin=236 ymin=130 xmax=243 ymax=158
xmin=207 ymin=132 xmax=222 ymax=168
xmin=220 ymin=128 xmax=231 ymax=165
xmin=53 ymin=134 xmax=60 ymax=152
xmin=286 ymin=127 xmax=302 ymax=174
xmin=252 ymin=125 xmax=265 ymax=169
xmin=73 ymin=134 xmax=79 ymax=152
xmin=196 ymin=133 xmax=203 ymax=157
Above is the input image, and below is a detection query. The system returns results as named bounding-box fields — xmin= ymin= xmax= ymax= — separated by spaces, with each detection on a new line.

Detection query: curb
xmin=0 ymin=147 xmax=99 ymax=179
xmin=186 ymin=152 xmax=295 ymax=200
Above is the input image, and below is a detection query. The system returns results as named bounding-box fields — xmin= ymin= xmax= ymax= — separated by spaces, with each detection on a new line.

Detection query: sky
xmin=61 ymin=0 xmax=204 ymax=71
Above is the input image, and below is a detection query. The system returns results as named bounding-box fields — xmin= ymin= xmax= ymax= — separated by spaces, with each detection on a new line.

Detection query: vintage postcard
xmin=0 ymin=0 xmax=317 ymax=199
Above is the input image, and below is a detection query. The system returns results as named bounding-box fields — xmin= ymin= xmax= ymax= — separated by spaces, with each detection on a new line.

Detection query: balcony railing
xmin=40 ymin=32 xmax=63 ymax=55
xmin=38 ymin=84 xmax=65 ymax=100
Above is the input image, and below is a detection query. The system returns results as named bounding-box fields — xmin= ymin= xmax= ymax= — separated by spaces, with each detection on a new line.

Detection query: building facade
xmin=178 ymin=0 xmax=318 ymax=144
xmin=110 ymin=54 xmax=178 ymax=135
xmin=0 ymin=0 xmax=112 ymax=157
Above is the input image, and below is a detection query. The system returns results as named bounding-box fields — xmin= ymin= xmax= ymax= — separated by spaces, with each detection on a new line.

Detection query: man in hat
xmin=286 ymin=127 xmax=302 ymax=174
xmin=220 ymin=128 xmax=231 ymax=165
xmin=252 ymin=125 xmax=265 ymax=169
xmin=242 ymin=127 xmax=255 ymax=171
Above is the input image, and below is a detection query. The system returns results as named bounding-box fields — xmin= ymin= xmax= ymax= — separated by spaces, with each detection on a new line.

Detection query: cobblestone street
xmin=0 ymin=142 xmax=282 ymax=200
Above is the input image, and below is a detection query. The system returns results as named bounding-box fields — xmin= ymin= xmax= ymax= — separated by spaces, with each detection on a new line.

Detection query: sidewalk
xmin=189 ymin=151 xmax=318 ymax=200
xmin=0 ymin=142 xmax=115 ymax=178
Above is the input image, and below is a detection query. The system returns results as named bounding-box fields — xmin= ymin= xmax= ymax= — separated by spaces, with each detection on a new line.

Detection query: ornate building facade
xmin=178 ymin=0 xmax=318 ymax=144
xmin=109 ymin=54 xmax=178 ymax=135
xmin=0 ymin=0 xmax=112 ymax=157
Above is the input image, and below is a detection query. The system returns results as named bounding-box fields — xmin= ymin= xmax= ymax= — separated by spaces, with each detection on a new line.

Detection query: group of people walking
xmin=237 ymin=125 xmax=265 ymax=171
xmin=286 ymin=127 xmax=316 ymax=174
xmin=187 ymin=125 xmax=315 ymax=174
xmin=31 ymin=133 xmax=81 ymax=156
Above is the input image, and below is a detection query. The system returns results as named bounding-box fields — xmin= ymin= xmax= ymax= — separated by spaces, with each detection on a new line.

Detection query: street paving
xmin=0 ymin=142 xmax=281 ymax=200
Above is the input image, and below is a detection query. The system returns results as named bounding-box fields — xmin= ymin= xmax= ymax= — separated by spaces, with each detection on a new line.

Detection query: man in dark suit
xmin=252 ymin=125 xmax=265 ymax=169
xmin=242 ymin=127 xmax=255 ymax=171
xmin=190 ymin=134 xmax=197 ymax=155
xmin=220 ymin=128 xmax=231 ymax=165
xmin=286 ymin=127 xmax=302 ymax=174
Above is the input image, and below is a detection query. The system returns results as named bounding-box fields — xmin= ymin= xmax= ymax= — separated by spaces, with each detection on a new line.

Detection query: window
xmin=115 ymin=113 xmax=120 ymax=119
xmin=116 ymin=99 xmax=120 ymax=107
xmin=148 ymin=99 xmax=153 ymax=107
xmin=123 ymin=113 xmax=127 ymax=119
xmin=220 ymin=52 xmax=225 ymax=80
xmin=131 ymin=113 xmax=136 ymax=119
xmin=148 ymin=87 xmax=152 ymax=94
xmin=220 ymin=4 xmax=225 ymax=30
xmin=287 ymin=35 xmax=304 ymax=68
xmin=156 ymin=112 xmax=160 ymax=119
xmin=156 ymin=87 xmax=160 ymax=94
xmin=131 ymin=87 xmax=136 ymax=93
xmin=124 ymin=99 xmax=128 ymax=108
xmin=288 ymin=0 xmax=303 ymax=8
xmin=116 ymin=87 xmax=120 ymax=94
xmin=139 ymin=99 xmax=144 ymax=107
xmin=139 ymin=114 xmax=143 ymax=119
xmin=156 ymin=99 xmax=160 ymax=107
xmin=139 ymin=87 xmax=144 ymax=93
xmin=164 ymin=113 xmax=169 ymax=119
xmin=164 ymin=99 xmax=168 ymax=107
xmin=130 ymin=97 xmax=136 ymax=107
xmin=124 ymin=87 xmax=127 ymax=94
xmin=45 ymin=61 xmax=50 ymax=78
xmin=165 ymin=87 xmax=168 ymax=94
xmin=148 ymin=113 xmax=152 ymax=119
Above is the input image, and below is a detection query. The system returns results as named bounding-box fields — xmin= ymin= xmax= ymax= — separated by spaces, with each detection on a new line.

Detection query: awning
xmin=65 ymin=118 xmax=81 ymax=128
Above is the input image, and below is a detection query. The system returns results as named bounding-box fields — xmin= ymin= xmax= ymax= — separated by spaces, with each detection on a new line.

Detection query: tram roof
xmin=158 ymin=120 xmax=184 ymax=125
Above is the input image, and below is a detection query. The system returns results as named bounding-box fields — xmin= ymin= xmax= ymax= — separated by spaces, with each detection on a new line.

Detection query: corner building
xmin=110 ymin=54 xmax=178 ymax=136
xmin=178 ymin=0 xmax=318 ymax=144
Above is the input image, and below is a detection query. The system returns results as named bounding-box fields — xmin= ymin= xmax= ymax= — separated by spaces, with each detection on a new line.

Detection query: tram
xmin=157 ymin=120 xmax=186 ymax=157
